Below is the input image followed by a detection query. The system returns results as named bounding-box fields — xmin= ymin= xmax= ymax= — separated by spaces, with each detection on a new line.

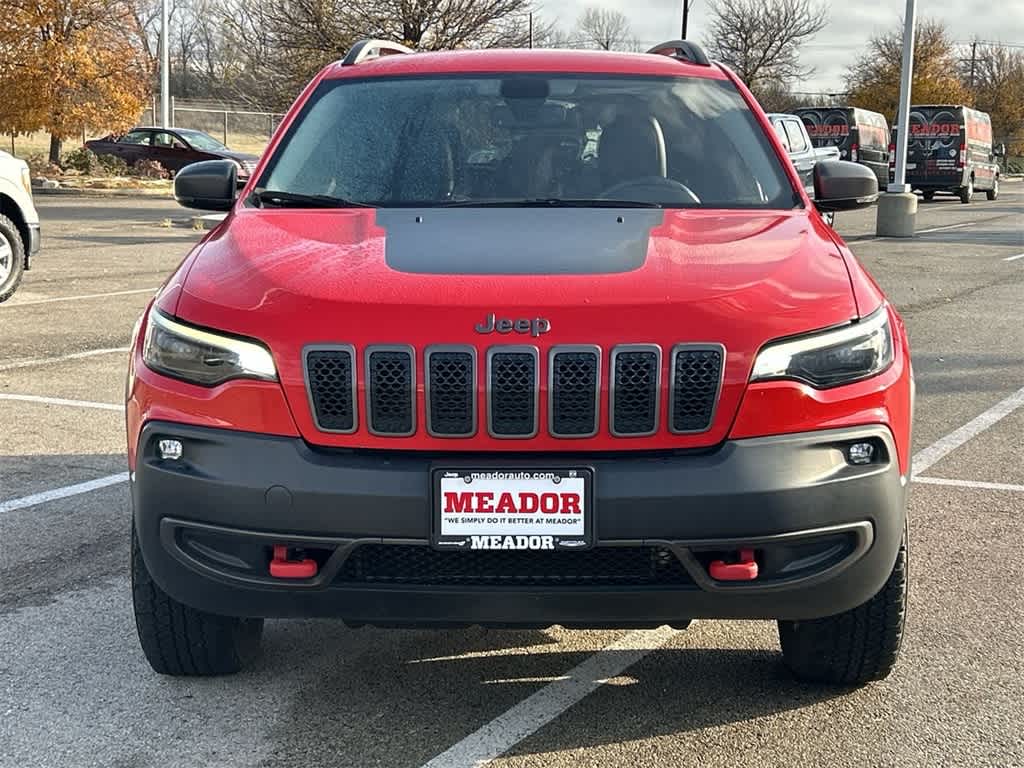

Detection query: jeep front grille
xmin=365 ymin=346 xmax=415 ymax=436
xmin=305 ymin=346 xmax=356 ymax=433
xmin=487 ymin=347 xmax=539 ymax=438
xmin=669 ymin=345 xmax=725 ymax=434
xmin=426 ymin=347 xmax=476 ymax=437
xmin=303 ymin=342 xmax=724 ymax=439
xmin=549 ymin=346 xmax=600 ymax=437
xmin=610 ymin=346 xmax=661 ymax=436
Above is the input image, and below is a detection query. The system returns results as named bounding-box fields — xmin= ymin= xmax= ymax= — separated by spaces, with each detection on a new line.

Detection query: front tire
xmin=132 ymin=526 xmax=263 ymax=676
xmin=778 ymin=534 xmax=907 ymax=685
xmin=0 ymin=214 xmax=26 ymax=303
xmin=959 ymin=178 xmax=974 ymax=204
xmin=986 ymin=177 xmax=999 ymax=201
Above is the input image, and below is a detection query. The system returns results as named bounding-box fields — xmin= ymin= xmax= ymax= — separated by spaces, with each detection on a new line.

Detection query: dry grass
xmin=55 ymin=176 xmax=173 ymax=192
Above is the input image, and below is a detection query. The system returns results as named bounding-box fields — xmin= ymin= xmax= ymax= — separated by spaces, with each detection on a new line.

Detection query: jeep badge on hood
xmin=474 ymin=313 xmax=551 ymax=337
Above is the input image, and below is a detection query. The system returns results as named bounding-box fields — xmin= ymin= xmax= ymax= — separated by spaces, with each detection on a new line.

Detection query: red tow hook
xmin=269 ymin=545 xmax=318 ymax=579
xmin=709 ymin=548 xmax=759 ymax=582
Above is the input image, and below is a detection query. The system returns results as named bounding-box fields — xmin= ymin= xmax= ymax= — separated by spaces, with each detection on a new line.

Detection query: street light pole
xmin=889 ymin=0 xmax=917 ymax=193
xmin=681 ymin=0 xmax=691 ymax=38
xmin=876 ymin=0 xmax=918 ymax=237
xmin=160 ymin=0 xmax=170 ymax=128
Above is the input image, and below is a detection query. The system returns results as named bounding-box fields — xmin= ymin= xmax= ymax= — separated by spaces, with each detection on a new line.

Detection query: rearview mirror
xmin=174 ymin=159 xmax=237 ymax=211
xmin=813 ymin=161 xmax=879 ymax=212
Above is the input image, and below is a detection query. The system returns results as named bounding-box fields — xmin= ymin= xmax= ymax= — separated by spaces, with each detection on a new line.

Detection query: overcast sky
xmin=544 ymin=0 xmax=1024 ymax=91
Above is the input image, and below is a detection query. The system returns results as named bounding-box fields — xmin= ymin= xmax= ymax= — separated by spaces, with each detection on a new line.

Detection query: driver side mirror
xmin=174 ymin=159 xmax=237 ymax=211
xmin=814 ymin=160 xmax=879 ymax=212
xmin=993 ymin=143 xmax=1006 ymax=158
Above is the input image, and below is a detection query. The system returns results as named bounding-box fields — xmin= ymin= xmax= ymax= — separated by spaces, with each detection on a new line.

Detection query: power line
xmin=960 ymin=40 xmax=1024 ymax=49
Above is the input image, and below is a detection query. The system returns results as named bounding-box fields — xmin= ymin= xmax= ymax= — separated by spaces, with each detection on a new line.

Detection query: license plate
xmin=905 ymin=163 xmax=917 ymax=170
xmin=432 ymin=468 xmax=593 ymax=551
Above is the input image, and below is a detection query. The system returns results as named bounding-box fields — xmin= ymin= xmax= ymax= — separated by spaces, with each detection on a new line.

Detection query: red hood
xmin=171 ymin=207 xmax=857 ymax=450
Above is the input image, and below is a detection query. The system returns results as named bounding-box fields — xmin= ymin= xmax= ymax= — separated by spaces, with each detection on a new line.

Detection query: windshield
xmin=177 ymin=130 xmax=228 ymax=152
xmin=258 ymin=74 xmax=796 ymax=209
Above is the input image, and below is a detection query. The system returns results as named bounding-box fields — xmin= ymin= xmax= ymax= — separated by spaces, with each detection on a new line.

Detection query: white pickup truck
xmin=767 ymin=113 xmax=842 ymax=198
xmin=0 ymin=150 xmax=41 ymax=302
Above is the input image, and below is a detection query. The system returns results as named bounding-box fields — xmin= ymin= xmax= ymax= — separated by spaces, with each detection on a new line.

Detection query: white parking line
xmin=0 ymin=394 xmax=123 ymax=411
xmin=0 ymin=473 xmax=129 ymax=514
xmin=0 ymin=347 xmax=130 ymax=372
xmin=917 ymin=222 xmax=973 ymax=234
xmin=1003 ymin=253 xmax=1024 ymax=262
xmin=0 ymin=287 xmax=156 ymax=308
xmin=418 ymin=384 xmax=1024 ymax=768
xmin=419 ymin=626 xmax=677 ymax=768
xmin=913 ymin=386 xmax=1024 ymax=474
xmin=913 ymin=477 xmax=1024 ymax=493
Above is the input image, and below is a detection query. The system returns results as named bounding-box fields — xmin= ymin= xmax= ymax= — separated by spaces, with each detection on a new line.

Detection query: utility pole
xmin=969 ymin=41 xmax=977 ymax=90
xmin=160 ymin=0 xmax=169 ymax=128
xmin=681 ymin=0 xmax=692 ymax=38
xmin=528 ymin=12 xmax=533 ymax=49
xmin=960 ymin=41 xmax=986 ymax=106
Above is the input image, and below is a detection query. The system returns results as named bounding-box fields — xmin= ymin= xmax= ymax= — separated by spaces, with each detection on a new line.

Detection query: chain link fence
xmin=139 ymin=99 xmax=285 ymax=154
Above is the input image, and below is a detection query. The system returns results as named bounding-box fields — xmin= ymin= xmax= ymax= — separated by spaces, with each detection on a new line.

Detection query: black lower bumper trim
xmin=134 ymin=421 xmax=906 ymax=623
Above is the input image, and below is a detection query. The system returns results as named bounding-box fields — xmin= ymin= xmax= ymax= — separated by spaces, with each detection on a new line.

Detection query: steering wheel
xmin=600 ymin=176 xmax=701 ymax=205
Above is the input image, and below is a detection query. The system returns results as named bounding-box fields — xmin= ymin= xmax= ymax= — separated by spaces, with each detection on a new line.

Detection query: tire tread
xmin=779 ymin=541 xmax=907 ymax=685
xmin=131 ymin=527 xmax=262 ymax=676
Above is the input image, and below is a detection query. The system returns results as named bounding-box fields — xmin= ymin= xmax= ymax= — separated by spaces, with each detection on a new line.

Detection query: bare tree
xmin=845 ymin=18 xmax=966 ymax=122
xmin=961 ymin=43 xmax=1024 ymax=152
xmin=575 ymin=6 xmax=635 ymax=51
xmin=703 ymin=0 xmax=827 ymax=96
xmin=349 ymin=0 xmax=533 ymax=49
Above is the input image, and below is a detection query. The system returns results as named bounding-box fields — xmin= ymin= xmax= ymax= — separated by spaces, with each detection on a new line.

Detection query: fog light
xmin=158 ymin=439 xmax=183 ymax=460
xmin=848 ymin=442 xmax=875 ymax=465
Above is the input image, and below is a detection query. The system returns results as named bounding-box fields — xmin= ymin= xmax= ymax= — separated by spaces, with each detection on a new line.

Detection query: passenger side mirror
xmin=813 ymin=160 xmax=879 ymax=212
xmin=174 ymin=159 xmax=237 ymax=211
xmin=993 ymin=143 xmax=1006 ymax=158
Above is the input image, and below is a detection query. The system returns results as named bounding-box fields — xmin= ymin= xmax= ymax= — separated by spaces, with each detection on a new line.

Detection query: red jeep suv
xmin=128 ymin=40 xmax=911 ymax=684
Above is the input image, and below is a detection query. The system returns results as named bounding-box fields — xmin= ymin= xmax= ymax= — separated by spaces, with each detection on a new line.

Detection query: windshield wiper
xmin=252 ymin=190 xmax=374 ymax=209
xmin=434 ymin=197 xmax=665 ymax=209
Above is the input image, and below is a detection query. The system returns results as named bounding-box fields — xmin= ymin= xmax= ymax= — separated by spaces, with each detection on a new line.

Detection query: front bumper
xmin=133 ymin=421 xmax=907 ymax=626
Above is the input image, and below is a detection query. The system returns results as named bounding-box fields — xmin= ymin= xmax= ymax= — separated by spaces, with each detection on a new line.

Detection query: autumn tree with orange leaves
xmin=0 ymin=0 xmax=152 ymax=161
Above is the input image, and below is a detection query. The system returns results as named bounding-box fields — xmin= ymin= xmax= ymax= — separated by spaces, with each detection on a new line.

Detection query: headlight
xmin=143 ymin=310 xmax=277 ymax=386
xmin=750 ymin=305 xmax=893 ymax=388
xmin=20 ymin=166 xmax=33 ymax=197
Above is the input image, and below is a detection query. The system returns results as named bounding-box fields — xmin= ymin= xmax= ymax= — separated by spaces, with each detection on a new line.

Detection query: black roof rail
xmin=341 ymin=39 xmax=414 ymax=66
xmin=646 ymin=40 xmax=711 ymax=67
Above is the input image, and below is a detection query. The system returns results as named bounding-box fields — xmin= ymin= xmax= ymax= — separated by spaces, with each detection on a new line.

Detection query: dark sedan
xmin=85 ymin=127 xmax=260 ymax=181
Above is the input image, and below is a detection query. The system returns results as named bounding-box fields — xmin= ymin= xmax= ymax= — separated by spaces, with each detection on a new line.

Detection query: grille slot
xmin=366 ymin=346 xmax=415 ymax=436
xmin=488 ymin=347 xmax=539 ymax=438
xmin=305 ymin=346 xmax=356 ymax=433
xmin=611 ymin=345 xmax=661 ymax=436
xmin=670 ymin=345 xmax=724 ymax=433
xmin=426 ymin=347 xmax=476 ymax=437
xmin=549 ymin=347 xmax=600 ymax=437
xmin=338 ymin=544 xmax=692 ymax=587
xmin=306 ymin=341 xmax=722 ymax=440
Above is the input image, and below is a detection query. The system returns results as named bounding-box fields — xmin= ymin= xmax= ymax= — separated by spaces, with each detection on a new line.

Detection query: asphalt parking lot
xmin=1 ymin=189 xmax=1022 ymax=767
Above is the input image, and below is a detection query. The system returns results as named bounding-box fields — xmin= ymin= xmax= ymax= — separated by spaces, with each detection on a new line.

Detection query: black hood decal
xmin=377 ymin=209 xmax=662 ymax=275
